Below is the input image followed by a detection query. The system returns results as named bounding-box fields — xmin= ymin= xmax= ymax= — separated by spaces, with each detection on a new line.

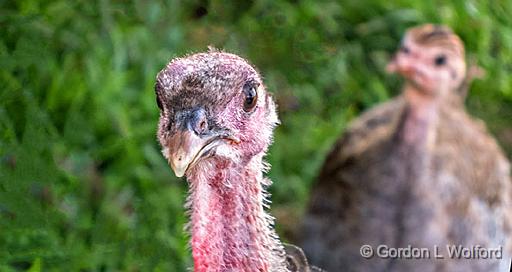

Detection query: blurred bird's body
xmin=301 ymin=24 xmax=512 ymax=272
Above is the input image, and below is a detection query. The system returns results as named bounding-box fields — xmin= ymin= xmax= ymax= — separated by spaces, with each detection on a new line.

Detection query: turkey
xmin=155 ymin=50 xmax=323 ymax=272
xmin=301 ymin=24 xmax=511 ymax=272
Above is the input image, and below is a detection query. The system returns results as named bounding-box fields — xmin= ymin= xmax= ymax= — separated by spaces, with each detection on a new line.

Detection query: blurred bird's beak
xmin=387 ymin=57 xmax=417 ymax=79
xmin=398 ymin=65 xmax=416 ymax=79
xmin=386 ymin=58 xmax=398 ymax=74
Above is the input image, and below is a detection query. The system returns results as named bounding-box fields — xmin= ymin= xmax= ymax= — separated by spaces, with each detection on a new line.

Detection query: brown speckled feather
xmin=302 ymin=24 xmax=512 ymax=272
xmin=301 ymin=97 xmax=511 ymax=271
xmin=302 ymin=97 xmax=416 ymax=271
xmin=301 ymin=24 xmax=511 ymax=271
xmin=434 ymin=105 xmax=512 ymax=253
xmin=320 ymin=97 xmax=406 ymax=177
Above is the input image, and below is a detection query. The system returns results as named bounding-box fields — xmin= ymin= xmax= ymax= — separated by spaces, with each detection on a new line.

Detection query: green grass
xmin=1 ymin=0 xmax=511 ymax=270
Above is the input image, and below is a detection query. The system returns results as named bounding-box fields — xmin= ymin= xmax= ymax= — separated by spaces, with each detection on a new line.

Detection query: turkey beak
xmin=386 ymin=57 xmax=398 ymax=74
xmin=387 ymin=52 xmax=417 ymax=79
xmin=167 ymin=130 xmax=212 ymax=178
xmin=166 ymin=108 xmax=240 ymax=177
xmin=398 ymin=65 xmax=416 ymax=79
xmin=167 ymin=108 xmax=216 ymax=178
xmin=388 ymin=58 xmax=416 ymax=79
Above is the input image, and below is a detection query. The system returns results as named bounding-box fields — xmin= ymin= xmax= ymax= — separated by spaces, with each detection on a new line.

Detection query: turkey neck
xmin=393 ymin=84 xmax=440 ymax=187
xmin=386 ymin=84 xmax=444 ymax=264
xmin=399 ymin=84 xmax=441 ymax=149
xmin=187 ymin=155 xmax=287 ymax=272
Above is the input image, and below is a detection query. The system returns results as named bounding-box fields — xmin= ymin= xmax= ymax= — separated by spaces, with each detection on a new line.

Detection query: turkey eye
xmin=156 ymin=95 xmax=163 ymax=110
xmin=434 ymin=55 xmax=446 ymax=66
xmin=400 ymin=46 xmax=410 ymax=54
xmin=242 ymin=82 xmax=258 ymax=112
xmin=155 ymin=83 xmax=164 ymax=111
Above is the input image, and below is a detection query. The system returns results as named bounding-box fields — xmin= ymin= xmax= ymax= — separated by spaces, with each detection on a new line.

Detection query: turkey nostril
xmin=199 ymin=120 xmax=207 ymax=133
xmin=184 ymin=107 xmax=208 ymax=135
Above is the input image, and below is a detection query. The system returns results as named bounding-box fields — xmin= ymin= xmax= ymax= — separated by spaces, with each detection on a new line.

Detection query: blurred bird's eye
xmin=243 ymin=82 xmax=258 ymax=112
xmin=434 ymin=55 xmax=447 ymax=66
xmin=400 ymin=46 xmax=410 ymax=54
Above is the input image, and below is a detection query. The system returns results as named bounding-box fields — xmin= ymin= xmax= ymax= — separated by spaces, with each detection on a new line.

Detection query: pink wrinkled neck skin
xmin=186 ymin=155 xmax=287 ymax=272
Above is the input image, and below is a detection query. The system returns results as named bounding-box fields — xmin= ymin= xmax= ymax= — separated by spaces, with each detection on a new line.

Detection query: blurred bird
xmin=300 ymin=24 xmax=511 ymax=272
xmin=155 ymin=50 xmax=322 ymax=272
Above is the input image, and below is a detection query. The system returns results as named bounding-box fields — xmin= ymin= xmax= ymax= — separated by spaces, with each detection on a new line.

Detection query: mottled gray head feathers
xmin=388 ymin=24 xmax=469 ymax=97
xmin=156 ymin=51 xmax=263 ymax=116
xmin=407 ymin=24 xmax=465 ymax=57
xmin=155 ymin=51 xmax=279 ymax=176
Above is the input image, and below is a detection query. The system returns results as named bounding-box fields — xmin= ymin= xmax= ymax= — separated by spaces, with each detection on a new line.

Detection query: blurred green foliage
xmin=1 ymin=0 xmax=511 ymax=270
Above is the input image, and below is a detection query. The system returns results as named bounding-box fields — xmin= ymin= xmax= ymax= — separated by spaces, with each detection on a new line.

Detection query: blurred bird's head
xmin=387 ymin=24 xmax=467 ymax=97
xmin=155 ymin=51 xmax=279 ymax=178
